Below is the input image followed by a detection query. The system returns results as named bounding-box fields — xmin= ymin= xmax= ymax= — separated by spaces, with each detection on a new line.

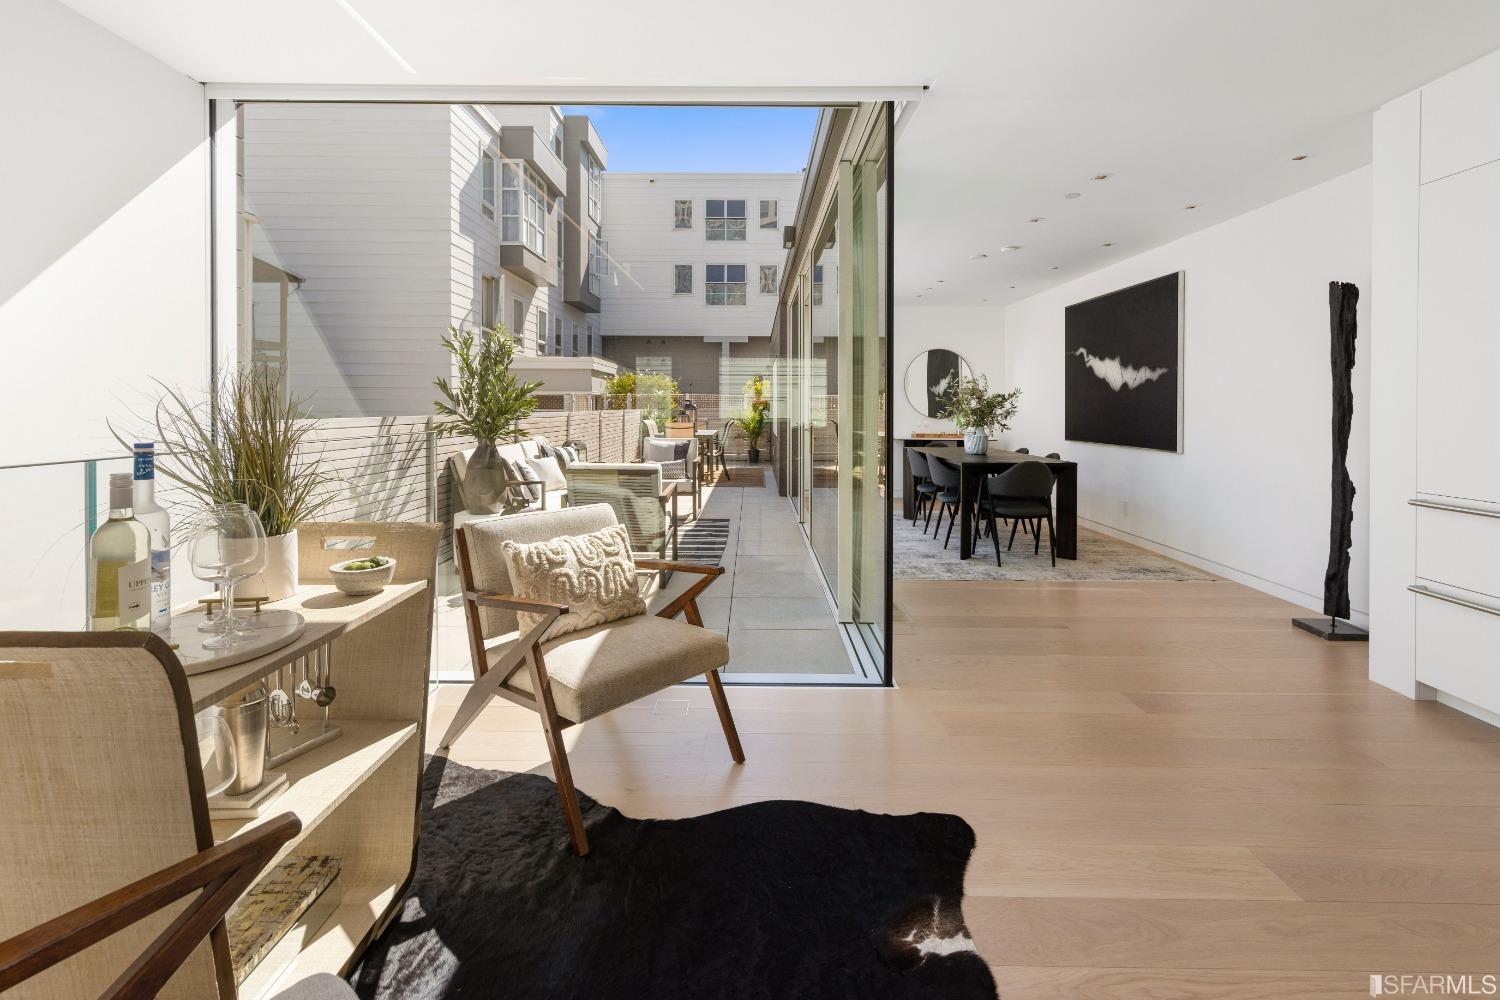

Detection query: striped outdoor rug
xmin=676 ymin=518 xmax=731 ymax=565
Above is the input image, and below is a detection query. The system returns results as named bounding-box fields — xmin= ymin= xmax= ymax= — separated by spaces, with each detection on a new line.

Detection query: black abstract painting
xmin=905 ymin=349 xmax=968 ymax=418
xmin=1065 ymin=272 xmax=1183 ymax=451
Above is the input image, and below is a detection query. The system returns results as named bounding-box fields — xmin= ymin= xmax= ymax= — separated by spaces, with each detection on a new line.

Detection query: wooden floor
xmin=432 ymin=578 xmax=1500 ymax=999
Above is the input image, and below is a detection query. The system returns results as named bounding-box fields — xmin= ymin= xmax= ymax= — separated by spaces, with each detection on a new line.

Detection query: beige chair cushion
xmin=492 ymin=614 xmax=730 ymax=722
xmin=499 ymin=524 xmax=646 ymax=642
xmin=462 ymin=504 xmax=621 ymax=639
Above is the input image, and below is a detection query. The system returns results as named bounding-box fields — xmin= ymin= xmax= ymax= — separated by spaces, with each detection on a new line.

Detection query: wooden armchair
xmin=0 ymin=816 xmax=357 ymax=1000
xmin=436 ymin=503 xmax=744 ymax=856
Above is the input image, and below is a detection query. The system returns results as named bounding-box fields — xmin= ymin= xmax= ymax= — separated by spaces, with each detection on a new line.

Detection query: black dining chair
xmin=978 ymin=461 xmax=1058 ymax=567
xmin=1014 ymin=447 xmax=1030 ymax=454
xmin=905 ymin=449 xmax=940 ymax=526
xmin=1045 ymin=452 xmax=1061 ymax=459
xmin=925 ymin=455 xmax=965 ymax=547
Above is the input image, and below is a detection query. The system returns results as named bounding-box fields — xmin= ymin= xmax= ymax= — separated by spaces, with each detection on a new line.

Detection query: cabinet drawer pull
xmin=1408 ymin=498 xmax=1500 ymax=520
xmin=1409 ymin=584 xmax=1500 ymax=618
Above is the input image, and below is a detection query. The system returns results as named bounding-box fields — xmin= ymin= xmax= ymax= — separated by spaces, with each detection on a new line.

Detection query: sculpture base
xmin=1292 ymin=617 xmax=1369 ymax=641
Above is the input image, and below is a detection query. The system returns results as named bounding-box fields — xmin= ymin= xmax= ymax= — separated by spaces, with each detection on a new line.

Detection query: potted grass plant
xmin=432 ymin=324 xmax=542 ymax=515
xmin=944 ymin=375 xmax=1021 ymax=454
xmin=735 ymin=375 xmax=772 ymax=463
xmin=116 ymin=366 xmax=337 ymax=600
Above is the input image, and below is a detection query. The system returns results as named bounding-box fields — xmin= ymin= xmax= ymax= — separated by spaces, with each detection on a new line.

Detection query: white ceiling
xmin=60 ymin=0 xmax=1500 ymax=306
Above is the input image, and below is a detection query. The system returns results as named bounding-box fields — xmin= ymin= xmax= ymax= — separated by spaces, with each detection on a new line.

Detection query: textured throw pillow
xmin=502 ymin=458 xmax=540 ymax=502
xmin=499 ymin=524 xmax=646 ymax=642
xmin=527 ymin=455 xmax=567 ymax=493
xmin=644 ymin=438 xmax=690 ymax=482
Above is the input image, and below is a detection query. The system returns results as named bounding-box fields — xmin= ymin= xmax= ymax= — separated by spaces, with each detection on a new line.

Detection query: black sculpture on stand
xmin=1294 ymin=281 xmax=1369 ymax=641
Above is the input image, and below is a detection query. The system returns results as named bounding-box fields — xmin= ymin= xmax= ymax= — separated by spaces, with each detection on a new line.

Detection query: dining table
xmin=906 ymin=445 xmax=1079 ymax=560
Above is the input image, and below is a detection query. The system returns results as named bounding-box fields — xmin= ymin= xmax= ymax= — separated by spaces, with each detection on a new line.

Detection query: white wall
xmin=1000 ymin=168 xmax=1373 ymax=620
xmin=892 ymin=303 xmax=1007 ymax=439
xmin=1 ymin=0 xmax=210 ymax=628
xmin=1371 ymin=48 xmax=1500 ymax=717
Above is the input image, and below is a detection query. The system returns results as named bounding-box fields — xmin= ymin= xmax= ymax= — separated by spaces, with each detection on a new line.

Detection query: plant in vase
xmin=433 ymin=324 xmax=542 ymax=515
xmin=735 ymin=375 xmax=772 ymax=463
xmin=943 ymin=375 xmax=1021 ymax=454
xmin=114 ymin=366 xmax=336 ymax=602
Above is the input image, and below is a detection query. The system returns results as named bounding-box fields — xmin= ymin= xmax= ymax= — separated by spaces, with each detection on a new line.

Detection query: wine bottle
xmin=132 ymin=442 xmax=172 ymax=632
xmin=89 ymin=473 xmax=151 ymax=631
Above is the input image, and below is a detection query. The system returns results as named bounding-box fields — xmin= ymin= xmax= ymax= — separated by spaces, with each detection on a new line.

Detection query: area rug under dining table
xmin=351 ymin=757 xmax=998 ymax=1000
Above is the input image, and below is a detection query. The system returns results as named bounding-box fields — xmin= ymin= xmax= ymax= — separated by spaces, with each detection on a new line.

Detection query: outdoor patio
xmin=430 ymin=463 xmax=858 ymax=681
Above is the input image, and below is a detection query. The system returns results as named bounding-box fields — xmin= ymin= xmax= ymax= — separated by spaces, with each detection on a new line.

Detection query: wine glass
xmin=189 ymin=506 xmax=258 ymax=648
xmin=221 ymin=503 xmax=268 ymax=636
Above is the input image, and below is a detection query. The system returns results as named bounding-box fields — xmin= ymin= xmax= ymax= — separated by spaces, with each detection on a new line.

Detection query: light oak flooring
xmin=431 ymin=578 xmax=1500 ymax=998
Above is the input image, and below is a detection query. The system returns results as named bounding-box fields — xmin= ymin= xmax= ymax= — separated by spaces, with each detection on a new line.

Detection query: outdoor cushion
xmin=499 ymin=524 xmax=646 ymax=643
xmin=527 ymin=454 xmax=567 ymax=493
xmin=492 ymin=613 xmax=730 ymax=722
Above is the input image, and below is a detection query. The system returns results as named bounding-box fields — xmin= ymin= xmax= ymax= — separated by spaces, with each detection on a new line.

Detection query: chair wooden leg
xmin=526 ymin=649 xmax=590 ymax=856
xmin=704 ymin=667 xmax=745 ymax=763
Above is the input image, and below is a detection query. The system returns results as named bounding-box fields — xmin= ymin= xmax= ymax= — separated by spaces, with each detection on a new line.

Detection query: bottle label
xmin=133 ymin=449 xmax=155 ymax=481
xmin=150 ymin=547 xmax=171 ymax=629
xmin=119 ymin=557 xmax=152 ymax=626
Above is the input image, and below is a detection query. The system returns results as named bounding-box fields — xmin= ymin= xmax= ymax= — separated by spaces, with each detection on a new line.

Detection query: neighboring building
xmin=598 ymin=173 xmax=802 ymax=395
xmin=239 ymin=103 xmax=614 ymax=417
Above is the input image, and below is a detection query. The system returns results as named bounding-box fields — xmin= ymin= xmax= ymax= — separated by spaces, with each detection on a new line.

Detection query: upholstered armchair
xmin=563 ymin=462 xmax=679 ymax=563
xmin=438 ymin=503 xmax=744 ymax=855
xmin=643 ymin=435 xmax=700 ymax=519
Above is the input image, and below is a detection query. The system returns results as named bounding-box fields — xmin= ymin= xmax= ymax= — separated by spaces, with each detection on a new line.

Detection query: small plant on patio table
xmin=942 ymin=375 xmax=1021 ymax=454
xmin=432 ymin=324 xmax=543 ymax=514
xmin=734 ymin=375 xmax=772 ymax=463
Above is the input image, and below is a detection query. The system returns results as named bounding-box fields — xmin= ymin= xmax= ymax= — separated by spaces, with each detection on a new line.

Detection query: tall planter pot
xmin=963 ymin=429 xmax=989 ymax=454
xmin=239 ymin=530 xmax=299 ymax=602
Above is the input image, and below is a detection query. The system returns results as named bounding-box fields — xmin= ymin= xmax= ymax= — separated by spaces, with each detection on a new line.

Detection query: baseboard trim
xmin=1078 ymin=517 xmax=1371 ymax=629
xmin=1433 ymin=689 xmax=1500 ymax=731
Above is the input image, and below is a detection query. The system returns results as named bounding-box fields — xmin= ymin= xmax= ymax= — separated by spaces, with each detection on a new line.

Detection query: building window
xmin=584 ymin=150 xmax=603 ymax=220
xmin=760 ymin=200 xmax=778 ymax=229
xmin=586 ymin=326 xmax=596 ymax=355
xmin=674 ymin=264 xmax=693 ymax=294
xmin=571 ymin=323 xmax=579 ymax=356
xmin=481 ymin=153 xmax=497 ymax=220
xmin=502 ymin=162 xmax=547 ymax=256
xmin=588 ymin=235 xmax=607 ymax=295
xmin=759 ymin=264 xmax=778 ymax=294
xmin=512 ymin=297 xmax=526 ymax=346
xmin=553 ymin=316 xmax=563 ymax=355
xmin=536 ymin=309 xmax=548 ymax=355
xmin=706 ymin=264 xmax=747 ymax=305
xmin=812 ymin=264 xmax=829 ymax=306
xmin=556 ymin=209 xmax=566 ymax=276
xmin=674 ymin=200 xmax=692 ymax=229
xmin=706 ymin=200 xmax=747 ymax=241
xmin=481 ymin=275 xmax=499 ymax=329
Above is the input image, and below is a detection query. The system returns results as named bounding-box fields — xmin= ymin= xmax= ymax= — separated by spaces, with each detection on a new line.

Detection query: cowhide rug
xmin=351 ymin=756 xmax=997 ymax=999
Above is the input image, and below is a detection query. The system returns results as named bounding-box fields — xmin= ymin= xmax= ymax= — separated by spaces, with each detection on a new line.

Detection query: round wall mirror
xmin=903 ymin=350 xmax=973 ymax=418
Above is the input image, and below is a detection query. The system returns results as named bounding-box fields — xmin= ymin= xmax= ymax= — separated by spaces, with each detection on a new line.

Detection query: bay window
xmin=501 ymin=162 xmax=547 ymax=256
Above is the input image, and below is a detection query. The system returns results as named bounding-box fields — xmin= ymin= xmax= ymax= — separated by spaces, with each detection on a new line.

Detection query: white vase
xmin=239 ymin=530 xmax=299 ymax=601
xmin=963 ymin=429 xmax=989 ymax=454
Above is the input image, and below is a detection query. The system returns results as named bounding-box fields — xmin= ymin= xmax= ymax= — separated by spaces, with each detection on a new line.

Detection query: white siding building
xmin=599 ymin=173 xmax=802 ymax=394
xmin=240 ymin=103 xmax=612 ymax=417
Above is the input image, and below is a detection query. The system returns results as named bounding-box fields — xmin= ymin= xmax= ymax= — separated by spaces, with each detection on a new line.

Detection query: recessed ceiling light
xmin=1064 ymin=192 xmax=1082 ymax=199
xmin=1102 ymin=241 xmax=1114 ymax=247
xmin=1292 ymin=154 xmax=1309 ymax=161
xmin=937 ymin=279 xmax=945 ymax=283
xmin=999 ymin=245 xmax=1022 ymax=253
xmin=1027 ymin=217 xmax=1046 ymax=223
xmin=1050 ymin=266 xmax=1060 ymax=270
xmin=970 ymin=252 xmax=989 ymax=260
xmin=1009 ymin=285 xmax=1017 ymax=289
xmin=1185 ymin=203 xmax=1198 ymax=209
xmin=1093 ymin=173 xmax=1111 ymax=181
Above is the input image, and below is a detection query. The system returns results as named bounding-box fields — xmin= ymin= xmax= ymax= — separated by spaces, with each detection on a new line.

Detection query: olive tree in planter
xmin=433 ymin=325 xmax=542 ymax=515
xmin=116 ymin=367 xmax=337 ymax=601
xmin=734 ymin=375 xmax=772 ymax=463
xmin=943 ymin=375 xmax=1021 ymax=454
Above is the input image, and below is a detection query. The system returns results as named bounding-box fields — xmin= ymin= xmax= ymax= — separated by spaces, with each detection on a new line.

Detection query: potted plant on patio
xmin=116 ymin=366 xmax=337 ymax=601
xmin=433 ymin=324 xmax=542 ymax=515
xmin=735 ymin=375 xmax=772 ymax=463
xmin=944 ymin=375 xmax=1021 ymax=454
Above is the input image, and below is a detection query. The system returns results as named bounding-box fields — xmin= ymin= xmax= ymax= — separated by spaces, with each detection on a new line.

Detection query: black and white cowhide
xmin=351 ymin=757 xmax=997 ymax=999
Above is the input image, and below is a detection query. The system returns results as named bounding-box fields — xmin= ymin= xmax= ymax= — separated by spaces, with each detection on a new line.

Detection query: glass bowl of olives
xmin=328 ymin=555 xmax=397 ymax=596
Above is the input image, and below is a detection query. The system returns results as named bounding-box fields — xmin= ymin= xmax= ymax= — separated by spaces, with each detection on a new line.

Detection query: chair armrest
xmin=465 ymin=591 xmax=570 ymax=617
xmin=634 ymin=559 xmax=723 ymax=577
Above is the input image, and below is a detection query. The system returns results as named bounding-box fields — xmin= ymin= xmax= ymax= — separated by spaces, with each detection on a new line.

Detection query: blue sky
xmin=561 ymin=106 xmax=819 ymax=173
